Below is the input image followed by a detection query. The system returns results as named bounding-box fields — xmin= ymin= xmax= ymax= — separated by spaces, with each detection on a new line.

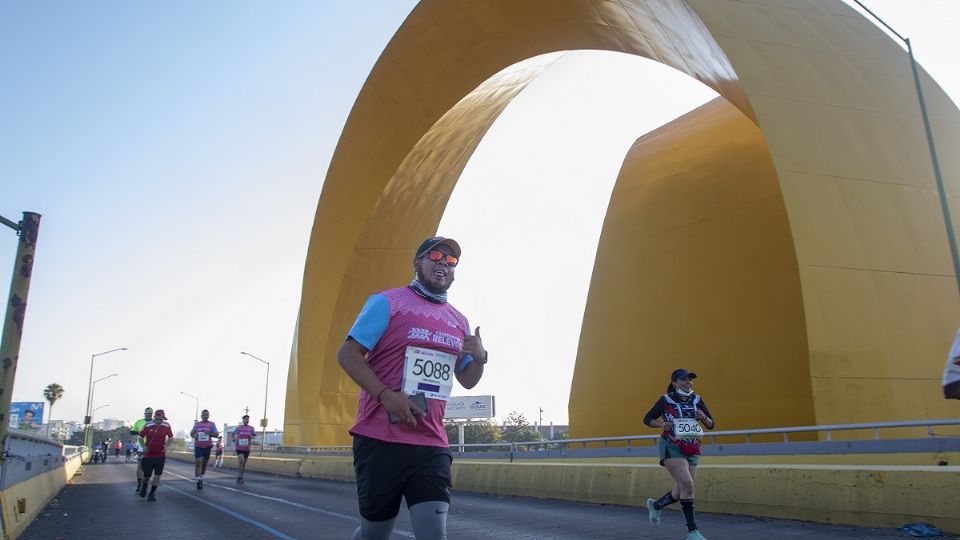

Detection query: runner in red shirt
xmin=138 ymin=409 xmax=174 ymax=501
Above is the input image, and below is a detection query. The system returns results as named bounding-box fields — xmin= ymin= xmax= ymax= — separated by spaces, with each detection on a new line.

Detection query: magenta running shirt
xmin=347 ymin=286 xmax=470 ymax=448
xmin=234 ymin=425 xmax=256 ymax=450
xmin=192 ymin=420 xmax=218 ymax=448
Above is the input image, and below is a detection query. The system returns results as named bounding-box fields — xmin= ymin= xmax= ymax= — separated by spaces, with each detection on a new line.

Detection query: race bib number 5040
xmin=674 ymin=418 xmax=703 ymax=440
xmin=401 ymin=346 xmax=456 ymax=401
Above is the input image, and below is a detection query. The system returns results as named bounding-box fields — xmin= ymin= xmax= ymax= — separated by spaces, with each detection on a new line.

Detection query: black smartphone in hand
xmin=388 ymin=392 xmax=428 ymax=424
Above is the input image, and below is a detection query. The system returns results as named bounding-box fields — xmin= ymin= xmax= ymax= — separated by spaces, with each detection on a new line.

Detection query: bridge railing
xmin=274 ymin=418 xmax=960 ymax=460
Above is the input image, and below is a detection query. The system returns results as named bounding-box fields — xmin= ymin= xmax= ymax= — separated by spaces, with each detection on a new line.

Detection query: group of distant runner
xmin=126 ymin=407 xmax=258 ymax=501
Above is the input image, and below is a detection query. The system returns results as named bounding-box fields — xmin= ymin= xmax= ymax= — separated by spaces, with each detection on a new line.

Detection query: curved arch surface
xmin=285 ymin=0 xmax=960 ymax=445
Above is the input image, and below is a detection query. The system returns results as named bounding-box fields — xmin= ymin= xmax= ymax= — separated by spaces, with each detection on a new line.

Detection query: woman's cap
xmin=671 ymin=368 xmax=697 ymax=380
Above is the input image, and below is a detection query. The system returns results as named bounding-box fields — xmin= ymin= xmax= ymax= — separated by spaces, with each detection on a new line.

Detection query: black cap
xmin=671 ymin=368 xmax=697 ymax=381
xmin=416 ymin=236 xmax=461 ymax=258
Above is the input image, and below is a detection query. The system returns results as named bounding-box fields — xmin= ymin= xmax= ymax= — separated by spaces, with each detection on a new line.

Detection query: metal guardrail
xmin=274 ymin=418 xmax=960 ymax=461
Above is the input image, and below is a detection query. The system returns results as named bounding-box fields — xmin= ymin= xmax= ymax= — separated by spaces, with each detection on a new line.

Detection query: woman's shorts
xmin=657 ymin=436 xmax=699 ymax=466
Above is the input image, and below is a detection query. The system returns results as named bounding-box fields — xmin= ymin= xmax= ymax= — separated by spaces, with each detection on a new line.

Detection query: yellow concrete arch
xmin=285 ymin=0 xmax=960 ymax=445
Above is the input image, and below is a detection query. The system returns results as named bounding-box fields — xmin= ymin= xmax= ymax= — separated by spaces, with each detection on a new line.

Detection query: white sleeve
xmin=942 ymin=328 xmax=960 ymax=388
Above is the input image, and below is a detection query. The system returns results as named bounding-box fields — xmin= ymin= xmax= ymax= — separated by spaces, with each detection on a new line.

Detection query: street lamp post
xmin=180 ymin=391 xmax=199 ymax=422
xmin=88 ymin=374 xmax=117 ymax=436
xmin=89 ymin=404 xmax=110 ymax=434
xmin=240 ymin=351 xmax=270 ymax=455
xmin=851 ymin=0 xmax=960 ymax=296
xmin=84 ymin=346 xmax=124 ymax=449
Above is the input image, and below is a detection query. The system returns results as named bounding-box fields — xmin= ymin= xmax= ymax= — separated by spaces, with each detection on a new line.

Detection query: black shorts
xmin=236 ymin=450 xmax=250 ymax=457
xmin=140 ymin=456 xmax=166 ymax=477
xmin=194 ymin=446 xmax=212 ymax=460
xmin=352 ymin=435 xmax=453 ymax=521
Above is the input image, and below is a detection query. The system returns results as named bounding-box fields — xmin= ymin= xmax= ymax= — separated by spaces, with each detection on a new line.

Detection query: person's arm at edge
xmin=697 ymin=400 xmax=716 ymax=429
xmin=643 ymin=397 xmax=666 ymax=429
xmin=456 ymin=326 xmax=486 ymax=389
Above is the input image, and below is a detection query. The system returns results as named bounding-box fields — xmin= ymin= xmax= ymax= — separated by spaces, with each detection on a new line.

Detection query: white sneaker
xmin=685 ymin=530 xmax=708 ymax=540
xmin=646 ymin=498 xmax=661 ymax=527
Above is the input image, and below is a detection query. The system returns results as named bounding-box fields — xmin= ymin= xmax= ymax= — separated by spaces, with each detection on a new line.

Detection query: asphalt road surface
xmin=21 ymin=458 xmax=944 ymax=539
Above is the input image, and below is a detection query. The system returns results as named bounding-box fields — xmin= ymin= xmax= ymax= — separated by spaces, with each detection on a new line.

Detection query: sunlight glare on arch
xmin=438 ymin=50 xmax=720 ymax=425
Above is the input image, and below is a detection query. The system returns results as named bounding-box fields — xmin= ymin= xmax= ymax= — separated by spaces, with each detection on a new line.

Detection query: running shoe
xmin=135 ymin=481 xmax=141 ymax=493
xmin=685 ymin=530 xmax=708 ymax=540
xmin=139 ymin=484 xmax=147 ymax=498
xmin=147 ymin=493 xmax=156 ymax=502
xmin=646 ymin=498 xmax=661 ymax=527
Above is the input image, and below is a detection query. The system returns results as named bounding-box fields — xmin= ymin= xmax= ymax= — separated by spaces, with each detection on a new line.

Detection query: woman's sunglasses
xmin=423 ymin=250 xmax=458 ymax=267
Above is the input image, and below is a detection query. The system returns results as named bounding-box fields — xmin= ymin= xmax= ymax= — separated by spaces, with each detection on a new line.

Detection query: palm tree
xmin=43 ymin=383 xmax=65 ymax=439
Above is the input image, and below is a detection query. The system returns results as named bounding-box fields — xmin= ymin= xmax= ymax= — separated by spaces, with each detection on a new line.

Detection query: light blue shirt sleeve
xmin=347 ymin=294 xmax=390 ymax=351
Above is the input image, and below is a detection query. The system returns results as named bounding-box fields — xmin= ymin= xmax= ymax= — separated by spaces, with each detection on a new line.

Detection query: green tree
xmin=42 ymin=383 xmax=65 ymax=438
xmin=500 ymin=411 xmax=541 ymax=443
xmin=444 ymin=420 xmax=502 ymax=446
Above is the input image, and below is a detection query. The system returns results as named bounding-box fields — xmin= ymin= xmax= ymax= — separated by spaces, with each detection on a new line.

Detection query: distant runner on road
xmin=190 ymin=409 xmax=219 ymax=490
xmin=130 ymin=407 xmax=153 ymax=493
xmin=233 ymin=415 xmax=257 ymax=485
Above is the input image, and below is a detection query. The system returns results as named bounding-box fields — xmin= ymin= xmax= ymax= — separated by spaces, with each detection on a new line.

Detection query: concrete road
xmin=22 ymin=458 xmax=944 ymax=539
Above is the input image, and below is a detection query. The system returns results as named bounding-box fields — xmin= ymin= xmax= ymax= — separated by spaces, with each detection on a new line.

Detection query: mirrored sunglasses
xmin=424 ymin=250 xmax=458 ymax=267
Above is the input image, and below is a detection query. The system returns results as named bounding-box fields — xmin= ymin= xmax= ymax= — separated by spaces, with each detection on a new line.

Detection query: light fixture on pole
xmin=90 ymin=404 xmax=110 ymax=430
xmin=87 ymin=374 xmax=117 ymax=436
xmin=240 ymin=351 xmax=270 ymax=455
xmin=180 ymin=391 xmax=199 ymax=422
xmin=83 ymin=347 xmax=127 ymax=448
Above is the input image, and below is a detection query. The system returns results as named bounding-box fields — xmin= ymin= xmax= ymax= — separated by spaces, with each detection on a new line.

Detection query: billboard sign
xmin=9 ymin=402 xmax=44 ymax=430
xmin=444 ymin=395 xmax=495 ymax=419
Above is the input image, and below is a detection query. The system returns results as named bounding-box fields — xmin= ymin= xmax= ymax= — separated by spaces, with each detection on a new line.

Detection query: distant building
xmin=100 ymin=418 xmax=125 ymax=431
xmin=222 ymin=424 xmax=282 ymax=448
xmin=534 ymin=423 xmax=569 ymax=440
xmin=44 ymin=420 xmax=67 ymax=440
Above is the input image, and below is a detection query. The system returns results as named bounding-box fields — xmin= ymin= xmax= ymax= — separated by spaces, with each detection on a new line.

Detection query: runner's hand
xmin=461 ymin=326 xmax=485 ymax=366
xmin=662 ymin=421 xmax=673 ymax=432
xmin=695 ymin=410 xmax=708 ymax=421
xmin=380 ymin=390 xmax=424 ymax=426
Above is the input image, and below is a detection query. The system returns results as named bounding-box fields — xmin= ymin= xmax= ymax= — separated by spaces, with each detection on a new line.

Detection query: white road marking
xmin=165 ymin=469 xmax=416 ymax=538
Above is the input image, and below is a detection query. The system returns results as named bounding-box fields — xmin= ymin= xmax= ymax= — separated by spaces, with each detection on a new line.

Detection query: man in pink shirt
xmin=138 ymin=409 xmax=174 ymax=502
xmin=190 ymin=409 xmax=219 ymax=490
xmin=338 ymin=236 xmax=487 ymax=540
xmin=233 ymin=414 xmax=257 ymax=485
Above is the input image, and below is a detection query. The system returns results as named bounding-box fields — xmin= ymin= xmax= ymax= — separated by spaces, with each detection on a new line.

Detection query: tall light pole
xmin=84 ymin=346 xmax=124 ymax=449
xmin=89 ymin=404 xmax=110 ymax=434
xmin=89 ymin=374 xmax=118 ymax=434
xmin=851 ymin=0 xmax=960 ymax=296
xmin=240 ymin=351 xmax=270 ymax=455
xmin=180 ymin=391 xmax=199 ymax=422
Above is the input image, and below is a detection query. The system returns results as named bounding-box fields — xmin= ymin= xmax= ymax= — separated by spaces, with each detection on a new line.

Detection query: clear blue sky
xmin=1 ymin=1 xmax=957 ymax=434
